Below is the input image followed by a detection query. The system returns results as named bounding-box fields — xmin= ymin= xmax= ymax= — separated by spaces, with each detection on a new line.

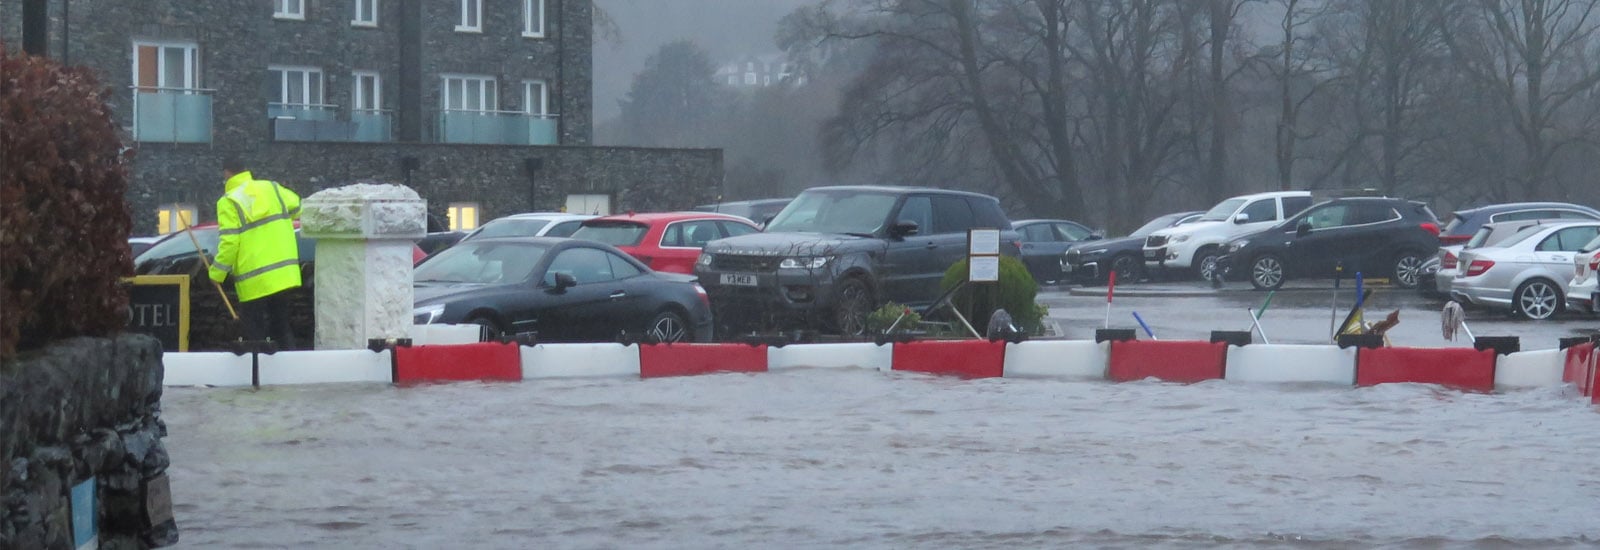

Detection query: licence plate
xmin=1144 ymin=248 xmax=1163 ymax=260
xmin=720 ymin=273 xmax=758 ymax=286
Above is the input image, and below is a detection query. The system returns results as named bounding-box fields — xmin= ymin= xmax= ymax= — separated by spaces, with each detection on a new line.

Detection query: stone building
xmin=3 ymin=0 xmax=722 ymax=233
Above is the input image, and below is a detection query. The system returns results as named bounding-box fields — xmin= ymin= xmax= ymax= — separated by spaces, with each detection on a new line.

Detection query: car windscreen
xmin=413 ymin=241 xmax=548 ymax=284
xmin=1464 ymin=226 xmax=1495 ymax=248
xmin=1131 ymin=214 xmax=1182 ymax=237
xmin=764 ymin=190 xmax=897 ymax=235
xmin=571 ymin=222 xmax=649 ymax=246
xmin=135 ymin=229 xmax=219 ymax=265
xmin=466 ymin=219 xmax=550 ymax=240
xmin=1442 ymin=214 xmax=1468 ymax=236
xmin=1582 ymin=234 xmax=1600 ymax=253
xmin=1198 ymin=198 xmax=1247 ymax=222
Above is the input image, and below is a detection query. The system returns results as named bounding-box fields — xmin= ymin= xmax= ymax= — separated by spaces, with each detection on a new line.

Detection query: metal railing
xmin=436 ymin=109 xmax=558 ymax=145
xmin=131 ymin=87 xmax=214 ymax=143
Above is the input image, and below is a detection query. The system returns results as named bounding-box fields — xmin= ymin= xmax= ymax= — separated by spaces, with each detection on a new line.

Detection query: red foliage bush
xmin=0 ymin=45 xmax=134 ymax=358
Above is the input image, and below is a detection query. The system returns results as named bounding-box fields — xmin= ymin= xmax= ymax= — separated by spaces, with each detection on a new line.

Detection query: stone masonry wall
xmin=1 ymin=334 xmax=177 ymax=549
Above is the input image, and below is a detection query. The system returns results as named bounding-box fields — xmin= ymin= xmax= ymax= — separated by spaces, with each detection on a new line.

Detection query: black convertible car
xmin=1062 ymin=211 xmax=1202 ymax=284
xmin=411 ymin=237 xmax=713 ymax=343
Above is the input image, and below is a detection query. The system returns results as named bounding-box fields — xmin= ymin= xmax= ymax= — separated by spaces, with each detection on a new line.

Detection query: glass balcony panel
xmin=268 ymin=104 xmax=338 ymax=121
xmin=438 ymin=110 xmax=557 ymax=145
xmin=351 ymin=110 xmax=393 ymax=142
xmin=134 ymin=89 xmax=213 ymax=143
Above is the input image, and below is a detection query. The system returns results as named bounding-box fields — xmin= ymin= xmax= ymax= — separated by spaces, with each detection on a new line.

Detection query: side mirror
xmin=551 ymin=272 xmax=577 ymax=291
xmin=1233 ymin=213 xmax=1251 ymax=224
xmin=891 ymin=220 xmax=920 ymax=238
xmin=1296 ymin=222 xmax=1312 ymax=237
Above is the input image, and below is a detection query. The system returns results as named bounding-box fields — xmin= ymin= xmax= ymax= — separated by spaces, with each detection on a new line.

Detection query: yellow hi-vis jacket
xmin=208 ymin=171 xmax=303 ymax=302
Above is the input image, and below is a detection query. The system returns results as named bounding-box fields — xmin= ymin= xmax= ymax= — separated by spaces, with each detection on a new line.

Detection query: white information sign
xmin=969 ymin=256 xmax=1001 ymax=282
xmin=968 ymin=229 xmax=1001 ymax=255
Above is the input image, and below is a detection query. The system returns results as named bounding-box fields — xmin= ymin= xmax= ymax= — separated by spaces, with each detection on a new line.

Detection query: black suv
xmin=1218 ymin=197 xmax=1440 ymax=290
xmin=695 ymin=186 xmax=1020 ymax=335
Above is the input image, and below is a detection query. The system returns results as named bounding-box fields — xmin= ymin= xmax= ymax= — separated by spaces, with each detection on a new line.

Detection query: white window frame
xmin=456 ymin=0 xmax=482 ymax=32
xmin=353 ymin=0 xmax=378 ymax=26
xmin=522 ymin=80 xmax=548 ymax=117
xmin=274 ymin=0 xmax=306 ymax=20
xmin=132 ymin=41 xmax=200 ymax=90
xmin=352 ymin=71 xmax=381 ymax=111
xmin=441 ymin=74 xmax=497 ymax=112
xmin=448 ymin=203 xmax=481 ymax=231
xmin=523 ymin=0 xmax=546 ymax=38
xmin=268 ymin=65 xmax=326 ymax=108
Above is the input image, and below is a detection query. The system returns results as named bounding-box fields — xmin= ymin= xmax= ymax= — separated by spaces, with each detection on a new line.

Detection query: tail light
xmin=1464 ymin=259 xmax=1495 ymax=277
xmin=1590 ymin=255 xmax=1600 ymax=273
xmin=1439 ymin=234 xmax=1471 ymax=245
xmin=1420 ymin=222 xmax=1441 ymax=237
xmin=1441 ymin=251 xmax=1458 ymax=269
xmin=694 ymin=283 xmax=710 ymax=307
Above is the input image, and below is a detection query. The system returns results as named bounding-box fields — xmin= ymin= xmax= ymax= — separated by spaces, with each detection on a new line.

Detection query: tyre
xmin=646 ymin=310 xmax=689 ymax=343
xmin=1392 ymin=252 xmax=1425 ymax=289
xmin=1513 ymin=279 xmax=1562 ymax=320
xmin=1194 ymin=248 xmax=1222 ymax=282
xmin=1249 ymin=254 xmax=1286 ymax=291
xmin=466 ymin=315 xmax=503 ymax=341
xmin=1109 ymin=254 xmax=1143 ymax=284
xmin=831 ymin=277 xmax=873 ymax=336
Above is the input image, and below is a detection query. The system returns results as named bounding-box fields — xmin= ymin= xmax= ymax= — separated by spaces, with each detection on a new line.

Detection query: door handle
xmin=609 ymin=291 xmax=626 ymax=299
xmin=925 ymin=243 xmax=938 ymax=249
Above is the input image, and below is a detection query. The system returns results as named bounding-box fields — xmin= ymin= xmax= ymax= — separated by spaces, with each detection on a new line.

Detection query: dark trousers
xmin=239 ymin=290 xmax=297 ymax=350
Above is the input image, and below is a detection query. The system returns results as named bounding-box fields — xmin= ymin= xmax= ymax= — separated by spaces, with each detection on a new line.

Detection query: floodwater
xmin=163 ymin=370 xmax=1600 ymax=549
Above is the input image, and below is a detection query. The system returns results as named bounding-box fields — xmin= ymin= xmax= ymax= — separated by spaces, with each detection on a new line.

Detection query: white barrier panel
xmin=522 ymin=344 xmax=641 ymax=379
xmin=1225 ymin=344 xmax=1356 ymax=385
xmin=163 ymin=352 xmax=254 ymax=387
xmin=768 ymin=343 xmax=894 ymax=372
xmin=258 ymin=350 xmax=392 ymax=385
xmin=1003 ymin=340 xmax=1109 ymax=379
xmin=1494 ymin=348 xmax=1565 ymax=390
xmin=408 ymin=324 xmax=482 ymax=346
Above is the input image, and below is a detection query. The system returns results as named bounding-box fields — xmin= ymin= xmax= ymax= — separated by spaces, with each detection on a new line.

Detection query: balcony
xmin=132 ymin=87 xmax=214 ymax=143
xmin=270 ymin=104 xmax=353 ymax=142
xmin=351 ymin=109 xmax=394 ymax=142
xmin=436 ymin=110 xmax=557 ymax=145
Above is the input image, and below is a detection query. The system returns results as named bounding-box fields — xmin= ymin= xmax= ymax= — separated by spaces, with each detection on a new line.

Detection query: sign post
xmin=123 ymin=275 xmax=190 ymax=352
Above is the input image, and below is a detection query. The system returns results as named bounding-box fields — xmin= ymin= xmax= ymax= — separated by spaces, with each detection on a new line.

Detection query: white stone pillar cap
xmin=301 ymin=183 xmax=428 ymax=240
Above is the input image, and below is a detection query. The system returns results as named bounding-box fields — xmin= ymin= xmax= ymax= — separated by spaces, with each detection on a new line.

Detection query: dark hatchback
xmin=412 ymin=237 xmax=712 ymax=343
xmin=1218 ymin=197 xmax=1440 ymax=290
xmin=1012 ymin=219 xmax=1100 ymax=284
xmin=1062 ymin=211 xmax=1202 ymax=284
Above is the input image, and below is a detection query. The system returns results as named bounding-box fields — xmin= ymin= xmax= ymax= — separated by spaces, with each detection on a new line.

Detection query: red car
xmin=571 ymin=212 xmax=761 ymax=274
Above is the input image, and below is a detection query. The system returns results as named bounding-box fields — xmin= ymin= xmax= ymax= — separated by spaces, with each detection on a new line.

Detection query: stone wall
xmin=130 ymin=142 xmax=724 ymax=230
xmin=1 ymin=334 xmax=177 ymax=548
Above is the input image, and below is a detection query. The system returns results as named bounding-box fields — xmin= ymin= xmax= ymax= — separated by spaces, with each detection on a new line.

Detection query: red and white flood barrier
xmin=159 ymin=334 xmax=1600 ymax=407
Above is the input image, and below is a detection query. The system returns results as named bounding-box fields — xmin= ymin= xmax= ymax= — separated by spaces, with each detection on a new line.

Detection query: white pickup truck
xmin=1142 ymin=191 xmax=1315 ymax=281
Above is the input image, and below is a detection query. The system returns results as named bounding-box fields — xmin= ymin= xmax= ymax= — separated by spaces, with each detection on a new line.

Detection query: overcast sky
xmin=592 ymin=0 xmax=812 ymax=121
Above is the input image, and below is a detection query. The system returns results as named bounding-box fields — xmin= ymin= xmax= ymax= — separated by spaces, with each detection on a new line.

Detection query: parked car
xmin=135 ymin=224 xmax=425 ymax=275
xmin=1012 ymin=219 xmax=1100 ymax=284
xmin=695 ymin=185 xmax=1020 ymax=336
xmin=1218 ymin=197 xmax=1440 ymax=290
xmin=693 ymin=198 xmax=793 ymax=226
xmin=416 ymin=230 xmax=467 ymax=257
xmin=1565 ymin=234 xmax=1600 ymax=315
xmin=1452 ymin=222 xmax=1600 ymax=319
xmin=1433 ymin=219 xmax=1569 ymax=301
xmin=1420 ymin=202 xmax=1600 ymax=296
xmin=570 ymin=212 xmax=761 ymax=274
xmin=458 ymin=212 xmax=596 ymax=243
xmin=412 ymin=237 xmax=713 ymax=342
xmin=128 ymin=236 xmax=163 ymax=258
xmin=1063 ymin=211 xmax=1203 ymax=284
xmin=1143 ymin=191 xmax=1315 ymax=281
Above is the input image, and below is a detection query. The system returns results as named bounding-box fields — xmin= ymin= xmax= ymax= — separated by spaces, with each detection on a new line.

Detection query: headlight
xmin=412 ymin=304 xmax=445 ymax=325
xmin=779 ymin=256 xmax=829 ymax=269
xmin=697 ymin=253 xmax=715 ymax=267
xmin=1228 ymin=240 xmax=1248 ymax=252
xmin=1171 ymin=234 xmax=1191 ymax=243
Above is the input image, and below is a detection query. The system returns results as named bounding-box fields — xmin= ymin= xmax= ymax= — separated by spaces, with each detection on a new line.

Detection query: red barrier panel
xmin=891 ymin=340 xmax=1006 ymax=379
xmin=1106 ymin=340 xmax=1227 ymax=383
xmin=1563 ymin=343 xmax=1595 ymax=397
xmin=638 ymin=343 xmax=768 ymax=379
xmin=393 ymin=343 xmax=522 ymax=384
xmin=1356 ymin=347 xmax=1496 ymax=392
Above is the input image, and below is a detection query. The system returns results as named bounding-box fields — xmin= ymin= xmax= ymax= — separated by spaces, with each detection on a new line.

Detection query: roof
xmin=1231 ymin=190 xmax=1313 ymax=200
xmin=490 ymin=212 xmax=597 ymax=222
xmin=801 ymin=185 xmax=1000 ymax=200
xmin=1454 ymin=202 xmax=1600 ymax=216
xmin=1013 ymin=219 xmax=1089 ymax=226
xmin=586 ymin=211 xmax=757 ymax=225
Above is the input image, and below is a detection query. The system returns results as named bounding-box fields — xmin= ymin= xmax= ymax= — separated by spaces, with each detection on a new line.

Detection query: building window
xmin=157 ymin=203 xmax=198 ymax=235
xmin=268 ymin=66 xmax=325 ymax=111
xmin=523 ymin=80 xmax=548 ymax=116
xmin=448 ymin=203 xmax=480 ymax=231
xmin=456 ymin=0 xmax=481 ymax=32
xmin=353 ymin=0 xmax=378 ymax=26
xmin=441 ymin=74 xmax=496 ymax=112
xmin=744 ymin=73 xmax=756 ymax=85
xmin=523 ymin=0 xmax=545 ymax=37
xmin=353 ymin=71 xmax=381 ymax=110
xmin=134 ymin=42 xmax=199 ymax=91
xmin=275 ymin=0 xmax=305 ymax=20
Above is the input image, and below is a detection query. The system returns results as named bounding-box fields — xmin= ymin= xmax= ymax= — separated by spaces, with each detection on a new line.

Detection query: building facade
xmin=3 ymin=0 xmax=721 ymax=233
xmin=713 ymin=53 xmax=802 ymax=89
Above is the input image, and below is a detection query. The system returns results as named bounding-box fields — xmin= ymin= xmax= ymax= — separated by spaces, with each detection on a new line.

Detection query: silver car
xmin=1565 ymin=235 xmax=1600 ymax=314
xmin=1433 ymin=220 xmax=1565 ymax=299
xmin=1452 ymin=222 xmax=1600 ymax=319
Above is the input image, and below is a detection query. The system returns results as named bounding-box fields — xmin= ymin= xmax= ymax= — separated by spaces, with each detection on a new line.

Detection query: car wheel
xmin=1110 ymin=254 xmax=1143 ymax=284
xmin=647 ymin=310 xmax=689 ymax=343
xmin=1513 ymin=279 xmax=1562 ymax=320
xmin=1249 ymin=254 xmax=1286 ymax=291
xmin=1392 ymin=252 xmax=1424 ymax=289
xmin=1195 ymin=249 xmax=1221 ymax=282
xmin=831 ymin=277 xmax=873 ymax=337
xmin=466 ymin=315 xmax=503 ymax=341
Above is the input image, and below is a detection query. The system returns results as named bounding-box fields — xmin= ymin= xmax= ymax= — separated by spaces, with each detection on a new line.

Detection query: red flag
xmin=1107 ymin=270 xmax=1117 ymax=303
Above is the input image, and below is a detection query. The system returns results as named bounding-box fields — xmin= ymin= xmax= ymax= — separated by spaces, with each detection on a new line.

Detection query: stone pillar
xmin=300 ymin=184 xmax=427 ymax=350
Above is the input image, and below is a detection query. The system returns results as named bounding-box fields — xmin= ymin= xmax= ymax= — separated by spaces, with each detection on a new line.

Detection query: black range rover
xmin=695 ymin=186 xmax=1020 ymax=336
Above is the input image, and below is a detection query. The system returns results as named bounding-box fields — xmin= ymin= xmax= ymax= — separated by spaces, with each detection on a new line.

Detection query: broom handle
xmin=178 ymin=211 xmax=239 ymax=320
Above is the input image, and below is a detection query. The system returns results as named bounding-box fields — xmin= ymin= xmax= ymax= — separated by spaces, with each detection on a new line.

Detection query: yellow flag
xmin=1338 ymin=308 xmax=1365 ymax=336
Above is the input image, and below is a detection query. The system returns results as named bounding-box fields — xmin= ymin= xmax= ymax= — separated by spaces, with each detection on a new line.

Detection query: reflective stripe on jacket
xmin=209 ymin=171 xmax=303 ymax=302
